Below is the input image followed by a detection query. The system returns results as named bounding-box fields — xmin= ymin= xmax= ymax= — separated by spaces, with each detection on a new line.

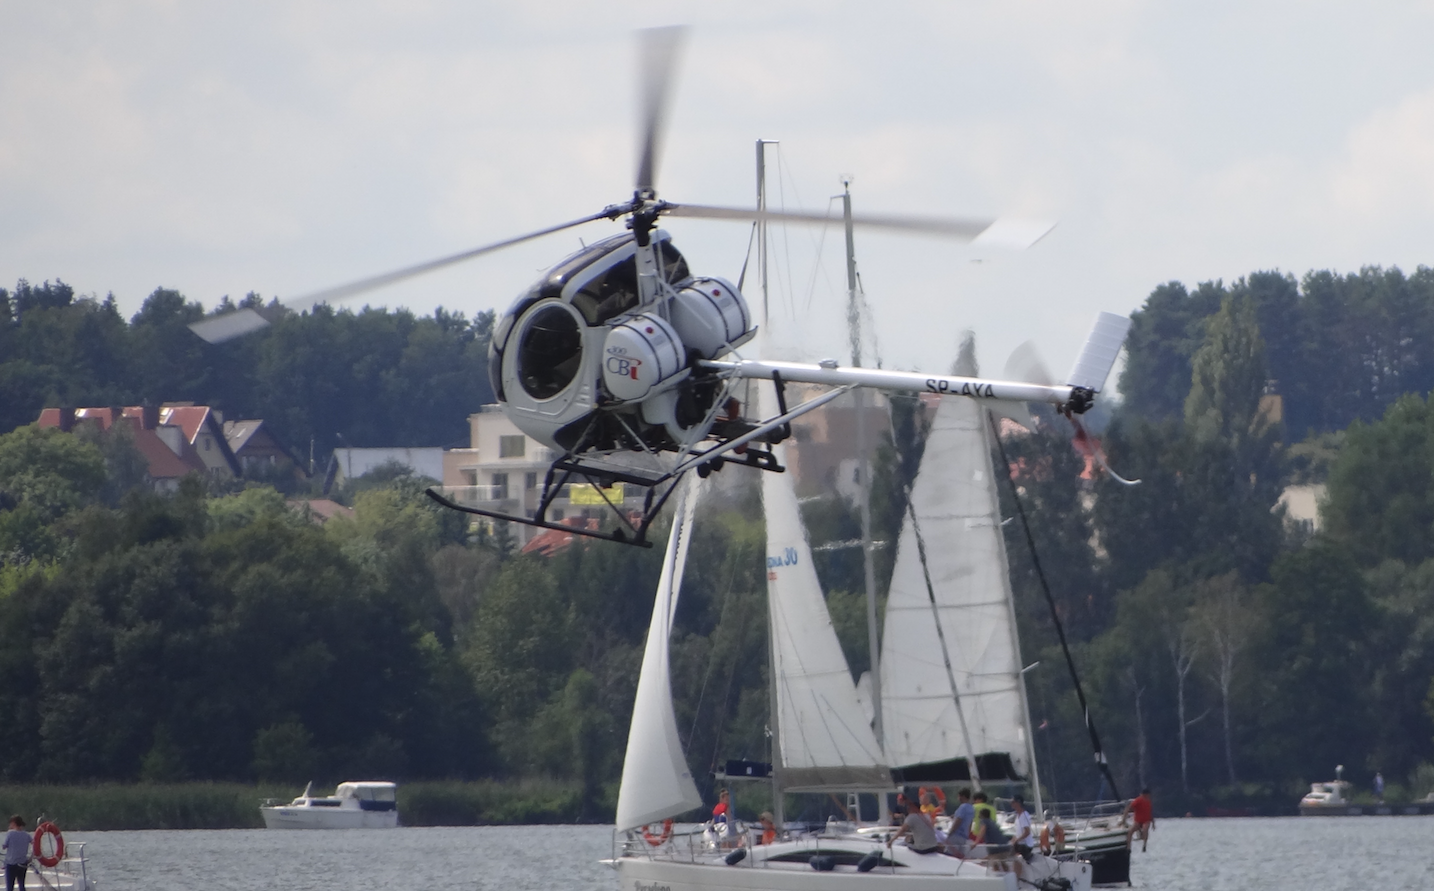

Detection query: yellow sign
xmin=569 ymin=482 xmax=624 ymax=505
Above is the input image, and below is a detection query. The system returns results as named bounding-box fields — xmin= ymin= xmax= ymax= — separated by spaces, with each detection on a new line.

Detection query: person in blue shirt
xmin=2 ymin=815 xmax=30 ymax=891
xmin=946 ymin=788 xmax=975 ymax=855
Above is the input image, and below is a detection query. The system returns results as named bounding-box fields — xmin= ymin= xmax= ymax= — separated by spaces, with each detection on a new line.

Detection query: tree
xmin=1118 ymin=280 xmax=1225 ymax=423
xmin=1190 ymin=573 xmax=1252 ymax=786
xmin=1185 ymin=294 xmax=1271 ymax=449
xmin=1322 ymin=394 xmax=1434 ymax=566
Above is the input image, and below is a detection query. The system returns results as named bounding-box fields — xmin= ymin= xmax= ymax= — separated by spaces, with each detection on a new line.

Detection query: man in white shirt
xmin=1011 ymin=796 xmax=1035 ymax=860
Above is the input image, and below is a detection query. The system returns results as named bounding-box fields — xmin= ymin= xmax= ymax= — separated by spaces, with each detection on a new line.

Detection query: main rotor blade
xmin=189 ymin=210 xmax=612 ymax=344
xmin=635 ymin=25 xmax=687 ymax=194
xmin=664 ymin=203 xmax=1055 ymax=248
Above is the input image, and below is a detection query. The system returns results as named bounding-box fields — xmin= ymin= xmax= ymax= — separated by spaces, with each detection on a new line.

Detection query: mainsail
xmin=879 ymin=395 xmax=1035 ymax=783
xmin=761 ymin=383 xmax=890 ymax=792
xmin=615 ymin=478 xmax=704 ymax=831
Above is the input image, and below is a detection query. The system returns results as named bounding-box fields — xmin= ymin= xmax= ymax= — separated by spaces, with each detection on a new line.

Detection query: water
xmin=61 ymin=816 xmax=1434 ymax=890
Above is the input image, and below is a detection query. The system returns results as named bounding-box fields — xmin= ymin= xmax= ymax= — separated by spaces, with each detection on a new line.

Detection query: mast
xmin=842 ymin=180 xmax=884 ymax=754
xmin=984 ymin=413 xmax=1042 ymax=814
xmin=757 ymin=140 xmax=778 ymax=327
xmin=758 ymin=138 xmax=784 ymax=830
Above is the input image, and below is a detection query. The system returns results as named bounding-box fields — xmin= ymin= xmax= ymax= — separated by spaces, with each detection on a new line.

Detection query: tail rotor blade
xmin=1004 ymin=340 xmax=1055 ymax=387
xmin=635 ymin=25 xmax=688 ymax=194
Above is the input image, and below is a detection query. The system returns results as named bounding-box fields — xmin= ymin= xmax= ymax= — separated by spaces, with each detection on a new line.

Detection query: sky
xmin=4 ymin=1 xmax=1434 ymax=384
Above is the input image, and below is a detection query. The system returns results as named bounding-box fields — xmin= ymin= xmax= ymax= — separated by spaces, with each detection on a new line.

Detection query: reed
xmin=0 ymin=779 xmax=600 ymax=831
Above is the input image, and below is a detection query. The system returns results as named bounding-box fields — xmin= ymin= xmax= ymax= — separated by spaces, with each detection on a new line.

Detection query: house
xmin=158 ymin=403 xmax=242 ymax=476
xmin=38 ymin=405 xmax=214 ymax=493
xmin=224 ymin=419 xmax=305 ymax=479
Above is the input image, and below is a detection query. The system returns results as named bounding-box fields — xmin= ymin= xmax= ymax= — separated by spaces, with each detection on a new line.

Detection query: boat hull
xmin=615 ymin=839 xmax=1091 ymax=891
xmin=259 ymin=807 xmax=398 ymax=829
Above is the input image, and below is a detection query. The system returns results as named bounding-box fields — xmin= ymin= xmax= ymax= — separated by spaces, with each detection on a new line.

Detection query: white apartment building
xmin=441 ymin=405 xmax=649 ymax=545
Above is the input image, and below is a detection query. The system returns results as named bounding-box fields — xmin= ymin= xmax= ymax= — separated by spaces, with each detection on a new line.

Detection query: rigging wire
xmin=987 ymin=412 xmax=1123 ymax=802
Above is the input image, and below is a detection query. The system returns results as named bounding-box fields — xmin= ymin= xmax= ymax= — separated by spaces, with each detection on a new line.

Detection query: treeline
xmin=0 ymin=280 xmax=496 ymax=453
xmin=6 ymin=264 xmax=1434 ymax=819
xmin=1001 ymin=265 xmax=1434 ymax=811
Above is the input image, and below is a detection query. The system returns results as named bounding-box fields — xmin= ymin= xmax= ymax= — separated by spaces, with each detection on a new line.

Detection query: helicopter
xmin=190 ymin=26 xmax=1131 ymax=548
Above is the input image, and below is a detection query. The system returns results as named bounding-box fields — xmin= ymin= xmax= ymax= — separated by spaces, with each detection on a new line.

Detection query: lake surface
xmin=60 ymin=816 xmax=1434 ymax=890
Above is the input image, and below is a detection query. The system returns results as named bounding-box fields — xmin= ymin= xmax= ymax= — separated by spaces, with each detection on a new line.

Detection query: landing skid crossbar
xmin=424 ymin=488 xmax=655 ymax=548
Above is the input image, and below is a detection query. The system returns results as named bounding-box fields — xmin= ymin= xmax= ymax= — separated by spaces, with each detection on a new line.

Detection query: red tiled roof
xmin=38 ymin=407 xmax=207 ymax=479
xmin=287 ymin=499 xmax=355 ymax=524
xmin=159 ymin=405 xmax=212 ymax=442
xmin=520 ymin=517 xmax=601 ymax=557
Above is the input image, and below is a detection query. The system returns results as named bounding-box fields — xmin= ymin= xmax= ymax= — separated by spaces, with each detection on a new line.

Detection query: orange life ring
xmin=32 ymin=822 xmax=64 ymax=868
xmin=642 ymin=818 xmax=673 ymax=846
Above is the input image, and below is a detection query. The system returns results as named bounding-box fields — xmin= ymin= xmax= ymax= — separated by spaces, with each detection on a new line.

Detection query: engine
xmin=489 ymin=231 xmax=755 ymax=454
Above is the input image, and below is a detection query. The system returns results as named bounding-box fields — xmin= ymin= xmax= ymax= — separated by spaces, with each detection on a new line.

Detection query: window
xmin=461 ymin=470 xmax=478 ymax=487
xmin=517 ymin=305 xmax=582 ymax=399
xmin=500 ymin=435 xmax=526 ymax=458
xmin=491 ymin=472 xmax=509 ymax=500
xmin=525 ymin=472 xmax=537 ymax=490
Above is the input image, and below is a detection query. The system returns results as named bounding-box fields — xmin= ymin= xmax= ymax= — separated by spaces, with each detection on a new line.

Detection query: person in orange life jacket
xmin=757 ymin=811 xmax=777 ymax=845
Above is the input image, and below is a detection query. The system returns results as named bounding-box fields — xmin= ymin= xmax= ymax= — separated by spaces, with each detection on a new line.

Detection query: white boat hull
xmin=614 ymin=838 xmax=1091 ymax=891
xmin=259 ymin=807 xmax=398 ymax=829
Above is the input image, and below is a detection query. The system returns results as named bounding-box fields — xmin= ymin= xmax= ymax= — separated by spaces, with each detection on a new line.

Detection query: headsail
xmin=615 ymin=477 xmax=704 ymax=831
xmin=879 ymin=394 xmax=1033 ymax=783
xmin=761 ymin=383 xmax=890 ymax=792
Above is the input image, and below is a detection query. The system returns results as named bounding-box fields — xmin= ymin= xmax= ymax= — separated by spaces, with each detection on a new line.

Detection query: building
xmin=223 ymin=419 xmax=305 ymax=479
xmin=331 ymin=447 xmax=445 ymax=485
xmin=440 ymin=405 xmax=648 ymax=547
xmin=782 ymin=385 xmax=892 ymax=501
xmin=39 ymin=405 xmax=232 ymax=492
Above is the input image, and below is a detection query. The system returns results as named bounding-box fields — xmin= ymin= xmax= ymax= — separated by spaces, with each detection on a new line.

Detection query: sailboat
xmin=608 ymin=379 xmax=1093 ymax=891
xmin=877 ymin=384 xmax=1131 ymax=886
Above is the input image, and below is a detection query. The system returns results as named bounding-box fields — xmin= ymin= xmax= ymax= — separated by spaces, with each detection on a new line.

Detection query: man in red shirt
xmin=1120 ymin=789 xmax=1155 ymax=852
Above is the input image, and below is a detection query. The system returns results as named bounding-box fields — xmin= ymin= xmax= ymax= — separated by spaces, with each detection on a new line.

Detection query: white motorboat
xmin=260 ymin=781 xmax=399 ymax=829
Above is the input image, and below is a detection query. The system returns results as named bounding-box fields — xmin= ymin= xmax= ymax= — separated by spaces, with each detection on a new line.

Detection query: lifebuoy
xmin=32 ymin=822 xmax=64 ymax=868
xmin=922 ymin=786 xmax=947 ymax=809
xmin=642 ymin=818 xmax=673 ymax=846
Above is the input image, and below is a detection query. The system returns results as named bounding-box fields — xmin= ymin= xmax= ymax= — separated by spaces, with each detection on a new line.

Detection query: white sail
xmin=879 ymin=395 xmax=1032 ymax=781
xmin=615 ymin=478 xmax=704 ymax=831
xmin=761 ymin=383 xmax=890 ymax=792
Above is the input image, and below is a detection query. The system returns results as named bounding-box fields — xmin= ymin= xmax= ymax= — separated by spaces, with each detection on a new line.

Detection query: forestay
xmin=761 ymin=382 xmax=890 ymax=792
xmin=615 ymin=477 xmax=704 ymax=831
xmin=879 ymin=395 xmax=1032 ymax=781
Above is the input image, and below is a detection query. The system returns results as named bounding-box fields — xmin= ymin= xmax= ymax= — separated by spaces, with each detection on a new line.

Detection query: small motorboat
xmin=1300 ymin=765 xmax=1358 ymax=815
xmin=260 ymin=781 xmax=399 ymax=829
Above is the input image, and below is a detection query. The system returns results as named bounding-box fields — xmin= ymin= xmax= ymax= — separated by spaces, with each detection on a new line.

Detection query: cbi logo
xmin=606 ymin=347 xmax=643 ymax=380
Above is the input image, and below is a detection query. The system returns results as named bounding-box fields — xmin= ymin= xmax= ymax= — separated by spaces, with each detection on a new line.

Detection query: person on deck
xmin=2 ymin=816 xmax=29 ymax=891
xmin=888 ymin=800 xmax=944 ymax=855
xmin=757 ymin=811 xmax=777 ymax=846
xmin=1120 ymin=788 xmax=1155 ymax=852
xmin=712 ymin=789 xmax=731 ymax=825
xmin=970 ymin=792 xmax=997 ymax=838
xmin=946 ymin=789 xmax=975 ymax=856
xmin=1010 ymin=797 xmax=1035 ymax=860
xmin=1040 ymin=810 xmax=1067 ymax=855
